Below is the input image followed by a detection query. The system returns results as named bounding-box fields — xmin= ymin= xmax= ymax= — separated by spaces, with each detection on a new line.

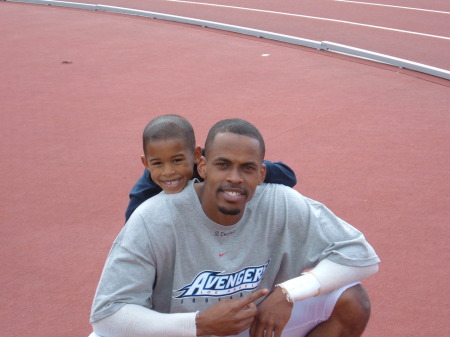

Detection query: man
xmin=90 ymin=118 xmax=379 ymax=337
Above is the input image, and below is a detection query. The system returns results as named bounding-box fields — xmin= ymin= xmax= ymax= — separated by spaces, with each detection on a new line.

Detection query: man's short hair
xmin=142 ymin=115 xmax=196 ymax=155
xmin=204 ymin=118 xmax=265 ymax=159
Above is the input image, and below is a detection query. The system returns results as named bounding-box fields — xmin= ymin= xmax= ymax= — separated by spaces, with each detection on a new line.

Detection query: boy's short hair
xmin=142 ymin=115 xmax=196 ymax=156
xmin=204 ymin=118 xmax=265 ymax=159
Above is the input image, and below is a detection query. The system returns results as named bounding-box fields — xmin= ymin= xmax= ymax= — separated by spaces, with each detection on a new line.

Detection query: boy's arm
xmin=263 ymin=161 xmax=297 ymax=187
xmin=125 ymin=169 xmax=162 ymax=221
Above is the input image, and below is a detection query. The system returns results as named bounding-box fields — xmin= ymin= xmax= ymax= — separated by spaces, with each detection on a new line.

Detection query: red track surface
xmin=1 ymin=1 xmax=449 ymax=337
xmin=76 ymin=0 xmax=450 ymax=70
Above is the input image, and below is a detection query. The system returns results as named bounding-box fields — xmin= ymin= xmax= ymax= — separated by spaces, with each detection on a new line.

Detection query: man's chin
xmin=218 ymin=206 xmax=241 ymax=216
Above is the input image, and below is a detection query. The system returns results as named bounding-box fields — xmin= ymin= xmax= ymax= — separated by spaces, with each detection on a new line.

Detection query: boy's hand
xmin=196 ymin=289 xmax=269 ymax=336
xmin=249 ymin=286 xmax=293 ymax=337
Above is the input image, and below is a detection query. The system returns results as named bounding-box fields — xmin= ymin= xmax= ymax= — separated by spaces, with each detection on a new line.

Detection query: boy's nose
xmin=162 ymin=164 xmax=176 ymax=175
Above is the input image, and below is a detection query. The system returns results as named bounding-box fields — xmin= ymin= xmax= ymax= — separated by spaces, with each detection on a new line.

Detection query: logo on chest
xmin=174 ymin=260 xmax=270 ymax=298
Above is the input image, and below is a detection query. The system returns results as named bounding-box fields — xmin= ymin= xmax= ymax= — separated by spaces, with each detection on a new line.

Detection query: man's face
xmin=197 ymin=132 xmax=266 ymax=225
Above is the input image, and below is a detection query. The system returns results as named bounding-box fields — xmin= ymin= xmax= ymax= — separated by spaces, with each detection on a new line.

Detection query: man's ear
xmin=193 ymin=145 xmax=202 ymax=164
xmin=197 ymin=156 xmax=207 ymax=179
xmin=259 ymin=163 xmax=266 ymax=185
xmin=141 ymin=155 xmax=149 ymax=169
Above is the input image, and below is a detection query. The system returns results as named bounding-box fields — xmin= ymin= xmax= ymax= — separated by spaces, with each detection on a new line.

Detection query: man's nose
xmin=227 ymin=168 xmax=243 ymax=183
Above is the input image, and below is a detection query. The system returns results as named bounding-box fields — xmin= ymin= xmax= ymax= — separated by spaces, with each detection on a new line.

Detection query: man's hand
xmin=196 ymin=289 xmax=269 ymax=336
xmin=249 ymin=286 xmax=294 ymax=337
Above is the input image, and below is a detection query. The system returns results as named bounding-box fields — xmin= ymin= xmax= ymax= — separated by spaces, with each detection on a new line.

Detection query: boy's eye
xmin=150 ymin=162 xmax=162 ymax=167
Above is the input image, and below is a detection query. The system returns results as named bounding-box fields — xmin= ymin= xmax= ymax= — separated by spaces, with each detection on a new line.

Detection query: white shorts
xmin=233 ymin=282 xmax=359 ymax=337
xmin=88 ymin=283 xmax=358 ymax=337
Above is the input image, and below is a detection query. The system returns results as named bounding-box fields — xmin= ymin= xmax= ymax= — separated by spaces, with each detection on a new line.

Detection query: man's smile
xmin=219 ymin=185 xmax=248 ymax=202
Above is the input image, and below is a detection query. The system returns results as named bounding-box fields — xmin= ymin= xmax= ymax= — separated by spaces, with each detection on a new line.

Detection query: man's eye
xmin=216 ymin=162 xmax=228 ymax=168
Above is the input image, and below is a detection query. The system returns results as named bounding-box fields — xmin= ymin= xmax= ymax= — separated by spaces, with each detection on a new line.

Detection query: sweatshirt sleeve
xmin=263 ymin=161 xmax=297 ymax=187
xmin=125 ymin=169 xmax=162 ymax=221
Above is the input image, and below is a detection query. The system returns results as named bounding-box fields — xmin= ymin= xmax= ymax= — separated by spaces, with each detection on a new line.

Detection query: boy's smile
xmin=141 ymin=138 xmax=200 ymax=194
xmin=160 ymin=178 xmax=184 ymax=190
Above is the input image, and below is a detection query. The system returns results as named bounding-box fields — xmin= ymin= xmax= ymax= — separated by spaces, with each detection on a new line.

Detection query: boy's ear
xmin=193 ymin=145 xmax=202 ymax=164
xmin=197 ymin=156 xmax=207 ymax=179
xmin=141 ymin=155 xmax=149 ymax=169
xmin=258 ymin=163 xmax=266 ymax=185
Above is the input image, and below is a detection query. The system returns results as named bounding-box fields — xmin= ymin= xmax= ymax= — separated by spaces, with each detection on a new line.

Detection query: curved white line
xmin=161 ymin=0 xmax=450 ymax=40
xmin=333 ymin=0 xmax=450 ymax=15
xmin=4 ymin=0 xmax=450 ymax=78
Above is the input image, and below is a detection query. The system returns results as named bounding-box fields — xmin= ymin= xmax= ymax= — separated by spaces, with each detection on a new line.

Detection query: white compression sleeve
xmin=278 ymin=259 xmax=379 ymax=303
xmin=92 ymin=304 xmax=197 ymax=337
xmin=312 ymin=259 xmax=378 ymax=295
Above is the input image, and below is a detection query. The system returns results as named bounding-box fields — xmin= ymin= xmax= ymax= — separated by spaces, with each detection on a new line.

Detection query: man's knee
xmin=332 ymin=284 xmax=371 ymax=335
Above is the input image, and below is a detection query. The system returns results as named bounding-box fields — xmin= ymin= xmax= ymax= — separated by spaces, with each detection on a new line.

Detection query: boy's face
xmin=141 ymin=138 xmax=202 ymax=194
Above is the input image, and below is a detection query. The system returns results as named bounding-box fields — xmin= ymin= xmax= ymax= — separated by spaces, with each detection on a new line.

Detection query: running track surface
xmin=59 ymin=0 xmax=450 ymax=71
xmin=1 ymin=1 xmax=449 ymax=337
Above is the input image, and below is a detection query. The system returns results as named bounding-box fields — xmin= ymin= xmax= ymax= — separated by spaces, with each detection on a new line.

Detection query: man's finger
xmin=249 ymin=319 xmax=265 ymax=337
xmin=239 ymin=289 xmax=269 ymax=308
xmin=274 ymin=327 xmax=283 ymax=337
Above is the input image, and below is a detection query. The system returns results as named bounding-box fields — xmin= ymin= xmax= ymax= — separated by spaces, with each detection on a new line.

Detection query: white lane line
xmin=161 ymin=0 xmax=450 ymax=40
xmin=5 ymin=0 xmax=449 ymax=77
xmin=332 ymin=0 xmax=450 ymax=15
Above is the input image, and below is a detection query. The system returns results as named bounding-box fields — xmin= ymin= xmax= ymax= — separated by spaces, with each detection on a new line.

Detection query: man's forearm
xmin=92 ymin=304 xmax=196 ymax=337
xmin=277 ymin=259 xmax=379 ymax=303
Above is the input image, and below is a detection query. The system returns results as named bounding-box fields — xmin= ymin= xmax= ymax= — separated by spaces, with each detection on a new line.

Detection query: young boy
xmin=125 ymin=114 xmax=297 ymax=221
